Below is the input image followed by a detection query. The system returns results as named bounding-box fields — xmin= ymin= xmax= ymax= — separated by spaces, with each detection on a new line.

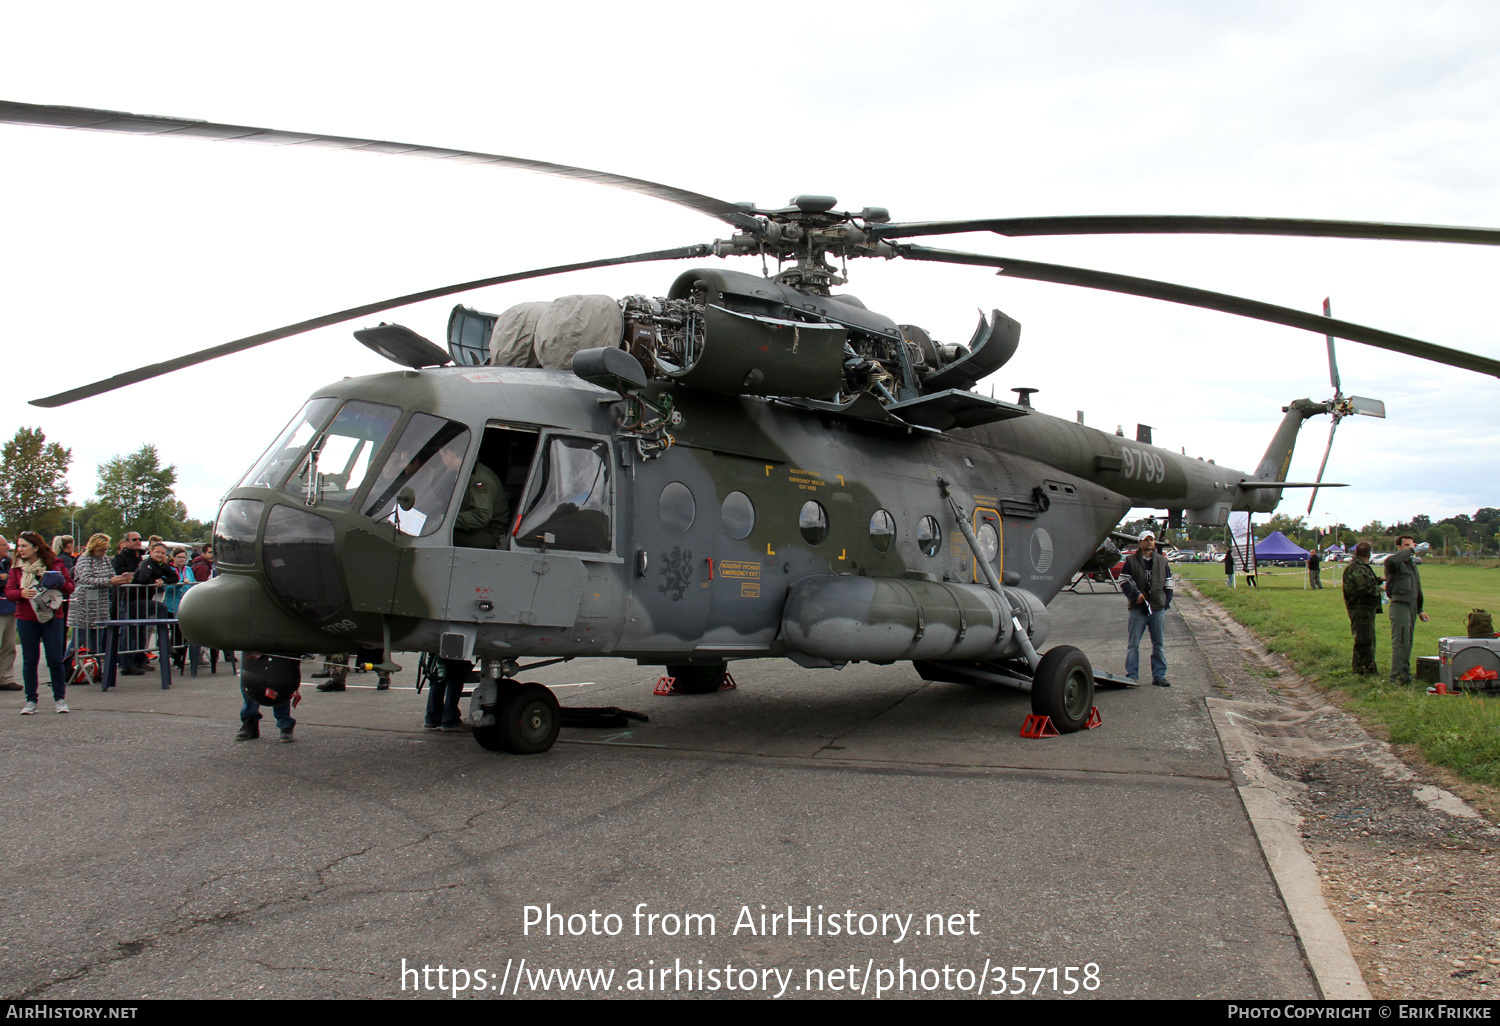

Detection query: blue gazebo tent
xmin=1254 ymin=530 xmax=1310 ymax=564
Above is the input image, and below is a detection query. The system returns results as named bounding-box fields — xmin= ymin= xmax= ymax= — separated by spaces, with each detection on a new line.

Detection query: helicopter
xmin=6 ymin=99 xmax=1500 ymax=754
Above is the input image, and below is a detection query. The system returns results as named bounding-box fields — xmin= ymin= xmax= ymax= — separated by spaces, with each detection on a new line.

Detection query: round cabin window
xmin=659 ymin=481 xmax=695 ymax=534
xmin=722 ymin=491 xmax=755 ymax=540
xmin=977 ymin=521 xmax=999 ymax=563
xmin=799 ymin=500 xmax=828 ymax=546
xmin=917 ymin=515 xmax=942 ymax=557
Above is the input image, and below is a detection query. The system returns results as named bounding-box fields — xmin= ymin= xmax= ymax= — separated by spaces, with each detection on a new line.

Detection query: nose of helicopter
xmin=178 ymin=572 xmax=339 ymax=653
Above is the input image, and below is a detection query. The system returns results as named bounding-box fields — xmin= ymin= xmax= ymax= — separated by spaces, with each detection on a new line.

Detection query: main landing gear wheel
xmin=1030 ymin=645 xmax=1094 ymax=733
xmin=663 ymin=662 xmax=727 ymax=694
xmin=474 ymin=681 xmax=561 ymax=754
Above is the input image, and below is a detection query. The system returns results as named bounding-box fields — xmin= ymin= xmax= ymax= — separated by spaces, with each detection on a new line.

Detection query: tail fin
xmin=1248 ymin=399 xmax=1329 ymax=507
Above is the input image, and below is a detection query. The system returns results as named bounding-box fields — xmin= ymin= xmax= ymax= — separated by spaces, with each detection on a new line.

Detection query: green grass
xmin=1176 ymin=561 xmax=1500 ymax=788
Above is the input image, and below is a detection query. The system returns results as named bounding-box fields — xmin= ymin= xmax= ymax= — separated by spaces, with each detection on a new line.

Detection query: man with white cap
xmin=1120 ymin=530 xmax=1172 ymax=687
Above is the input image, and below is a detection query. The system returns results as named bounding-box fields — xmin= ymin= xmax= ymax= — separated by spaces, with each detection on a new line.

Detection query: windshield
xmin=240 ymin=397 xmax=339 ymax=489
xmin=362 ymin=413 xmax=472 ymax=537
xmin=290 ymin=400 xmax=401 ymax=507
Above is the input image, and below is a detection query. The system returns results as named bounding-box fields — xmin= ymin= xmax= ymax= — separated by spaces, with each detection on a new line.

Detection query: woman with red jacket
xmin=6 ymin=531 xmax=75 ymax=714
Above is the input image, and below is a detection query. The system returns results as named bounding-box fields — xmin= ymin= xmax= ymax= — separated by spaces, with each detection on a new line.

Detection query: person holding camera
xmin=1120 ymin=530 xmax=1173 ymax=687
xmin=6 ymin=532 xmax=75 ymax=714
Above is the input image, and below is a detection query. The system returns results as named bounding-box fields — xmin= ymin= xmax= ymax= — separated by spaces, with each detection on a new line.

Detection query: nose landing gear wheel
xmin=1030 ymin=645 xmax=1094 ymax=733
xmin=474 ymin=681 xmax=561 ymax=754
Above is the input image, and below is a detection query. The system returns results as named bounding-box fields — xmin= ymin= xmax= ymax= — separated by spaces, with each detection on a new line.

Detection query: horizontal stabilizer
xmin=1239 ymin=481 xmax=1348 ymax=489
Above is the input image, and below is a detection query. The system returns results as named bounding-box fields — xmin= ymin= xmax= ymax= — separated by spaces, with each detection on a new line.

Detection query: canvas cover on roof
xmin=534 ymin=295 xmax=624 ymax=370
xmin=489 ymin=301 xmax=548 ymax=367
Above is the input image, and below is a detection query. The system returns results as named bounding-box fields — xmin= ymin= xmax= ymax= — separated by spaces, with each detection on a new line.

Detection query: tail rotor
xmin=1308 ymin=298 xmax=1386 ymax=513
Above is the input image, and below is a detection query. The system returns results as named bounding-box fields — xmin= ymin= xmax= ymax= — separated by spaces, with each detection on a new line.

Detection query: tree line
xmin=1126 ymin=509 xmax=1500 ymax=555
xmin=0 ymin=427 xmax=210 ymax=543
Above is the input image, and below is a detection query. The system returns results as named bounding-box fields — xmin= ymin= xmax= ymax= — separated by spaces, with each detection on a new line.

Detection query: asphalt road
xmin=0 ymin=591 xmax=1316 ymax=1000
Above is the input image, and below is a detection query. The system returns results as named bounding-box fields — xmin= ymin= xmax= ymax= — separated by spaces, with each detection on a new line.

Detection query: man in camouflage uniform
xmin=1341 ymin=541 xmax=1382 ymax=675
xmin=1383 ymin=534 xmax=1429 ymax=684
xmin=453 ymin=458 xmax=510 ymax=549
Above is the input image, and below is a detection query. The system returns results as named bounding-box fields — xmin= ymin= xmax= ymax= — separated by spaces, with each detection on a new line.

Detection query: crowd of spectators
xmin=2 ymin=529 xmax=218 ymax=706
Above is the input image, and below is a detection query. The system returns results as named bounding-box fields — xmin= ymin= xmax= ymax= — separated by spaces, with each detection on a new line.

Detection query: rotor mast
xmin=709 ymin=196 xmax=896 ymax=294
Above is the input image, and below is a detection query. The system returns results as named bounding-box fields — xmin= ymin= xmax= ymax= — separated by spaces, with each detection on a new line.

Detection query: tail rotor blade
xmin=1348 ymin=396 xmax=1386 ymax=418
xmin=1323 ymin=297 xmax=1341 ymax=393
xmin=1307 ymin=419 xmax=1339 ymax=514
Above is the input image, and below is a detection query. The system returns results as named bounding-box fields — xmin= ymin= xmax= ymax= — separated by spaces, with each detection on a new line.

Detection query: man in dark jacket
xmin=112 ymin=533 xmax=144 ymax=578
xmin=111 ymin=532 xmax=148 ymax=673
xmin=1341 ymin=541 xmax=1382 ymax=675
xmin=1384 ymin=535 xmax=1428 ymax=684
xmin=1120 ymin=530 xmax=1172 ymax=686
xmin=133 ymin=541 xmax=180 ymax=591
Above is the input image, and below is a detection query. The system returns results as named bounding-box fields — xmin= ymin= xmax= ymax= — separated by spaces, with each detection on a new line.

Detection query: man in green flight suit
xmin=1383 ymin=534 xmax=1429 ymax=684
xmin=452 ymin=456 xmax=511 ymax=549
xmin=1341 ymin=541 xmax=1382 ymax=675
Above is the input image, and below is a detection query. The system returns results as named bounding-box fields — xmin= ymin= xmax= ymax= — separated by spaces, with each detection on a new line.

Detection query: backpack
xmin=1468 ymin=609 xmax=1495 ymax=638
xmin=69 ymin=647 xmax=101 ymax=688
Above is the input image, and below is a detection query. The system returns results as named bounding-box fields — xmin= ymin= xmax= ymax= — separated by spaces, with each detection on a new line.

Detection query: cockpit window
xmin=240 ymin=397 xmax=339 ymax=489
xmin=515 ymin=436 xmax=612 ymax=553
xmin=290 ymin=400 xmax=401 ymax=507
xmin=362 ymin=413 xmax=472 ymax=537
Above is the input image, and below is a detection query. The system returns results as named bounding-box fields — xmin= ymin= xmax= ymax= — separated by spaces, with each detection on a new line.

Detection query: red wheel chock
xmin=1020 ymin=715 xmax=1059 ymax=738
xmin=654 ymin=672 xmax=738 ymax=696
xmin=1020 ymin=707 xmax=1102 ymax=738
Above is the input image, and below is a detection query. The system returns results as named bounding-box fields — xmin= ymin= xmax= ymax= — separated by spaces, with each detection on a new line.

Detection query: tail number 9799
xmin=1119 ymin=447 xmax=1165 ymax=484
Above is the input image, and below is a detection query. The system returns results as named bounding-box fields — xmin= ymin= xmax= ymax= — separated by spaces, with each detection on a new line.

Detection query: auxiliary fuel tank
xmin=781 ymin=575 xmax=1049 ymax=663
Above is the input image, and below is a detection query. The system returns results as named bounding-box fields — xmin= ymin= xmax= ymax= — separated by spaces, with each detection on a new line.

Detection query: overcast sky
xmin=2 ymin=0 xmax=1497 ymax=535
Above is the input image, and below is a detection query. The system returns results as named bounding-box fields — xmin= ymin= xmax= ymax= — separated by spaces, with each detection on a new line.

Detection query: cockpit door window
xmin=514 ymin=435 xmax=613 ymax=553
xmin=362 ymin=413 xmax=473 ymax=537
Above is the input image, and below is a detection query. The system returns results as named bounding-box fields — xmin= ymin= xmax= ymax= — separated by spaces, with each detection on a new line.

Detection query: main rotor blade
xmin=872 ymin=214 xmax=1500 ymax=246
xmin=1308 ymin=419 xmax=1339 ymax=514
xmin=30 ymin=245 xmax=711 ymax=407
xmin=0 ymin=100 xmax=760 ymax=231
xmin=1323 ymin=297 xmax=1341 ymax=393
xmin=895 ymin=245 xmax=1500 ymax=379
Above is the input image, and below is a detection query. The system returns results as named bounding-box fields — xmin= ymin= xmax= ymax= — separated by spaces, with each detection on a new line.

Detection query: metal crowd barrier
xmin=78 ymin=581 xmax=236 ymax=691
